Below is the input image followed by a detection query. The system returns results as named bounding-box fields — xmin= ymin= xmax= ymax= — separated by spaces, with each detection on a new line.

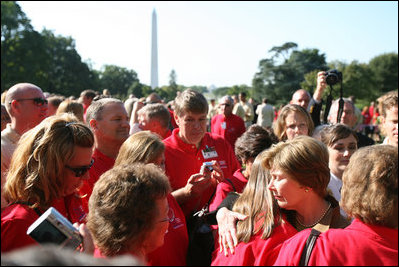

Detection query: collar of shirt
xmin=2 ymin=123 xmax=21 ymax=144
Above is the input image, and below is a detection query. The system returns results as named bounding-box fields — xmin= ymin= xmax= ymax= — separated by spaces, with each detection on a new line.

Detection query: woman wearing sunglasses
xmin=1 ymin=113 xmax=95 ymax=253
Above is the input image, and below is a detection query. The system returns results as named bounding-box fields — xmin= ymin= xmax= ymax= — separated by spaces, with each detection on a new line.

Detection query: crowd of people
xmin=1 ymin=71 xmax=397 ymax=266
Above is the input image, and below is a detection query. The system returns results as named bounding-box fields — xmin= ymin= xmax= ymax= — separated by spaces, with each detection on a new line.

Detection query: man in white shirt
xmin=238 ymin=92 xmax=254 ymax=128
xmin=1 ymin=83 xmax=48 ymax=208
xmin=256 ymin=98 xmax=274 ymax=129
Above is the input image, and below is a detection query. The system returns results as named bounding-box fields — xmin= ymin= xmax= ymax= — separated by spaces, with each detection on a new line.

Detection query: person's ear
xmin=174 ymin=113 xmax=180 ymax=126
xmin=10 ymin=100 xmax=21 ymax=114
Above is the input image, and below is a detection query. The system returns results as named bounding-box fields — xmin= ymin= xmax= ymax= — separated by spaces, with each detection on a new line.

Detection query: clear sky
xmin=17 ymin=1 xmax=398 ymax=88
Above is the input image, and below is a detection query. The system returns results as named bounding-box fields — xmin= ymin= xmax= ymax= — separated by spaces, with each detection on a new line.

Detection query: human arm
xmin=129 ymin=100 xmax=145 ymax=125
xmin=207 ymin=191 xmax=248 ymax=256
xmin=216 ymin=206 xmax=248 ymax=256
xmin=313 ymin=71 xmax=327 ymax=102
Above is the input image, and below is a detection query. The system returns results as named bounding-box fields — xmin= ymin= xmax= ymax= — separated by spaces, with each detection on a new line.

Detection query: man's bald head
xmin=5 ymin=83 xmax=43 ymax=114
xmin=5 ymin=83 xmax=47 ymax=135
xmin=290 ymin=89 xmax=311 ymax=110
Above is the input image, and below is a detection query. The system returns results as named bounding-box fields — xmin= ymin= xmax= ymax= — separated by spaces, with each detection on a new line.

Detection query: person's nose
xmin=267 ymin=179 xmax=275 ymax=191
xmin=343 ymin=149 xmax=351 ymax=157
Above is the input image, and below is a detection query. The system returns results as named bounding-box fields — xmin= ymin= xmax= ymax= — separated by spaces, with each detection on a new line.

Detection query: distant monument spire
xmin=151 ymin=9 xmax=158 ymax=89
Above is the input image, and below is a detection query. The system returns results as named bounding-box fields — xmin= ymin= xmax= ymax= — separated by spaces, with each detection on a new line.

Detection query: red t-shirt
xmin=79 ymin=148 xmax=115 ymax=213
xmin=1 ymin=196 xmax=86 ymax=252
xmin=362 ymin=110 xmax=372 ymax=125
xmin=163 ymin=129 xmax=240 ymax=216
xmin=211 ymin=219 xmax=297 ymax=266
xmin=147 ymin=194 xmax=189 ymax=266
xmin=274 ymin=219 xmax=398 ymax=266
xmin=211 ymin=114 xmax=246 ymax=150
xmin=209 ymin=169 xmax=247 ymax=212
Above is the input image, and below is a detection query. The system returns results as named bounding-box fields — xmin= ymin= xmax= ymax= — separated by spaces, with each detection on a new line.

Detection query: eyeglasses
xmin=65 ymin=159 xmax=94 ymax=177
xmin=159 ymin=207 xmax=175 ymax=223
xmin=12 ymin=98 xmax=48 ymax=106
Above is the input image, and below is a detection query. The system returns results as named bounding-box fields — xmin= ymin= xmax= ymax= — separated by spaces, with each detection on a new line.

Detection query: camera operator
xmin=290 ymin=71 xmax=327 ymax=127
xmin=313 ymin=70 xmax=374 ymax=148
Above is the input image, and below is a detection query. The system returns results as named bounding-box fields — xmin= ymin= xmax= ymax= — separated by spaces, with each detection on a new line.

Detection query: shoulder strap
xmin=225 ymin=178 xmax=237 ymax=192
xmin=299 ymin=228 xmax=321 ymax=266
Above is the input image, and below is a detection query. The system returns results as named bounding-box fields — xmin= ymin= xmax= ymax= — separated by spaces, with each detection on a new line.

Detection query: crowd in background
xmin=1 ymin=71 xmax=397 ymax=266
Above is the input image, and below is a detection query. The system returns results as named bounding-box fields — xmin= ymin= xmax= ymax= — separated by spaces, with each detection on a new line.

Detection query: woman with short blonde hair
xmin=56 ymin=99 xmax=84 ymax=122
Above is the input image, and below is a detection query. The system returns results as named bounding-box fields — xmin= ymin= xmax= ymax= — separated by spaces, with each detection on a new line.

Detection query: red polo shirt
xmin=209 ymin=168 xmax=248 ymax=212
xmin=1 ymin=195 xmax=86 ymax=253
xmin=211 ymin=114 xmax=246 ymax=149
xmin=147 ymin=194 xmax=188 ymax=266
xmin=211 ymin=219 xmax=297 ymax=266
xmin=163 ymin=129 xmax=240 ymax=216
xmin=79 ymin=148 xmax=115 ymax=213
xmin=274 ymin=219 xmax=398 ymax=266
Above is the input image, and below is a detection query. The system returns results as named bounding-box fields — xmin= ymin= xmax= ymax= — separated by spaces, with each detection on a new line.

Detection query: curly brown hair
xmin=341 ymin=145 xmax=398 ymax=227
xmin=87 ymin=163 xmax=171 ymax=256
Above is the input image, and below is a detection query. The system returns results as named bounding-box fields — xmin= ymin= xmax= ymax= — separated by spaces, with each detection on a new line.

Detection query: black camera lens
xmin=325 ymin=69 xmax=342 ymax=86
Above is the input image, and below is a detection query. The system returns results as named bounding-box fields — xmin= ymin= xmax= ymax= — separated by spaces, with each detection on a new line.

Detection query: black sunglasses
xmin=13 ymin=97 xmax=48 ymax=106
xmin=65 ymin=159 xmax=95 ymax=177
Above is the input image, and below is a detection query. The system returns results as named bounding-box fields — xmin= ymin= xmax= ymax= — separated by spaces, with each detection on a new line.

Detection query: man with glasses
xmin=328 ymin=98 xmax=374 ymax=148
xmin=211 ymin=95 xmax=246 ymax=150
xmin=1 ymin=83 xmax=48 ymax=206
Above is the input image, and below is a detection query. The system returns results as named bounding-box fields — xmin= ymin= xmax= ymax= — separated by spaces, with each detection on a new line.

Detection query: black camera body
xmin=325 ymin=69 xmax=342 ymax=86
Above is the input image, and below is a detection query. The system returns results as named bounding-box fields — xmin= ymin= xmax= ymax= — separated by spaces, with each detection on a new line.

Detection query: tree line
xmin=2 ymin=1 xmax=397 ymax=105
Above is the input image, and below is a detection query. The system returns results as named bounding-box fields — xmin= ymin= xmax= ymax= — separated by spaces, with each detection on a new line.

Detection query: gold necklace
xmin=296 ymin=202 xmax=332 ymax=228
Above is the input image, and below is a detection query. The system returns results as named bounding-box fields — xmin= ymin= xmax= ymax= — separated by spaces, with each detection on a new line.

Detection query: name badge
xmin=221 ymin=122 xmax=226 ymax=129
xmin=202 ymin=146 xmax=218 ymax=159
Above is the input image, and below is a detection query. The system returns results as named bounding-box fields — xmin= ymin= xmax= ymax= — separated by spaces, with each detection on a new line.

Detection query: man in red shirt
xmin=129 ymin=103 xmax=172 ymax=139
xmin=78 ymin=89 xmax=96 ymax=123
xmin=163 ymin=89 xmax=241 ymax=217
xmin=78 ymin=98 xmax=130 ymax=213
xmin=211 ymin=95 xmax=246 ymax=150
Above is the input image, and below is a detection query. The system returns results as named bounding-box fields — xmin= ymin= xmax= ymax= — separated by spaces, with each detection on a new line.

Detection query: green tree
xmin=368 ymin=53 xmax=398 ymax=96
xmin=98 ymin=65 xmax=139 ymax=99
xmin=253 ymin=42 xmax=328 ymax=104
xmin=1 ymin=1 xmax=35 ymax=91
xmin=1 ymin=1 xmax=99 ymax=96
xmin=41 ymin=29 xmax=98 ymax=97
xmin=341 ymin=61 xmax=375 ymax=101
xmin=1 ymin=1 xmax=32 ymax=41
xmin=169 ymin=69 xmax=177 ymax=89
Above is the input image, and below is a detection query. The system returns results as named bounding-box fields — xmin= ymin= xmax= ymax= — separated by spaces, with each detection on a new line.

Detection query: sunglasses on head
xmin=65 ymin=159 xmax=95 ymax=177
xmin=13 ymin=97 xmax=48 ymax=106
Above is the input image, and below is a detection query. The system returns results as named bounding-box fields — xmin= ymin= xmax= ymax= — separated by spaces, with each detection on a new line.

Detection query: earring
xmin=305 ymin=188 xmax=309 ymax=193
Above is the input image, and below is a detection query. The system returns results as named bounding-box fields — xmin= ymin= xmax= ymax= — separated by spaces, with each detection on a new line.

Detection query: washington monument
xmin=151 ymin=9 xmax=158 ymax=89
